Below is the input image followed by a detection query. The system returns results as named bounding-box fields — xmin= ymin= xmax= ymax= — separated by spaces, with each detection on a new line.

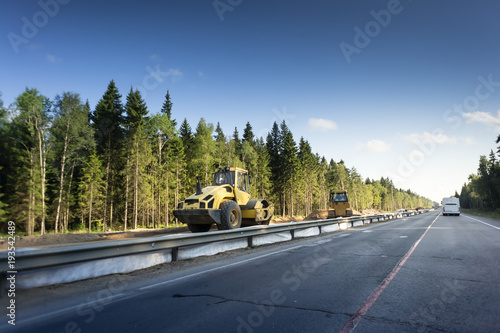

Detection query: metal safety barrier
xmin=0 ymin=210 xmax=426 ymax=290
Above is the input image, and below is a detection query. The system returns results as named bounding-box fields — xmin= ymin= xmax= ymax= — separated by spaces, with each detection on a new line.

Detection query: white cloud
xmin=463 ymin=110 xmax=500 ymax=130
xmin=356 ymin=139 xmax=390 ymax=152
xmin=166 ymin=68 xmax=183 ymax=81
xmin=308 ymin=118 xmax=337 ymax=132
xmin=403 ymin=132 xmax=457 ymax=144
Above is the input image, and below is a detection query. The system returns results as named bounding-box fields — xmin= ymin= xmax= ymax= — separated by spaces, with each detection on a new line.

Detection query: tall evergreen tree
xmin=78 ymin=150 xmax=105 ymax=233
xmin=147 ymin=112 xmax=176 ymax=227
xmin=242 ymin=122 xmax=255 ymax=146
xmin=92 ymin=80 xmax=125 ymax=231
xmin=160 ymin=90 xmax=176 ymax=128
xmin=279 ymin=121 xmax=301 ymax=216
xmin=298 ymin=138 xmax=318 ymax=216
xmin=266 ymin=121 xmax=281 ymax=207
xmin=169 ymin=136 xmax=186 ymax=225
xmin=193 ymin=118 xmax=215 ymax=186
xmin=213 ymin=122 xmax=228 ymax=168
xmin=124 ymin=88 xmax=149 ymax=229
xmin=179 ymin=118 xmax=195 ymax=190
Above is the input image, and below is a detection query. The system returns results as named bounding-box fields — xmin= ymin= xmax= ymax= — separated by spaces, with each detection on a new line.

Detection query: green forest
xmin=459 ymin=137 xmax=500 ymax=210
xmin=0 ymin=81 xmax=435 ymax=235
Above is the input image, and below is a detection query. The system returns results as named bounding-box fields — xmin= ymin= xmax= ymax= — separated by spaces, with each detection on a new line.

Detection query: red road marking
xmin=339 ymin=214 xmax=439 ymax=332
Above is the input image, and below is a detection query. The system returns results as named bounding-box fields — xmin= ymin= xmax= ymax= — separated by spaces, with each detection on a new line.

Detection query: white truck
xmin=442 ymin=197 xmax=460 ymax=216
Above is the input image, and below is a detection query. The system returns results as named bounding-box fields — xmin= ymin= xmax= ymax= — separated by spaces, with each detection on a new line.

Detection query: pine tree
xmin=125 ymin=88 xmax=149 ymax=229
xmin=214 ymin=122 xmax=227 ymax=168
xmin=279 ymin=121 xmax=301 ymax=216
xmin=242 ymin=122 xmax=255 ymax=146
xmin=160 ymin=90 xmax=176 ymax=128
xmin=147 ymin=112 xmax=176 ymax=227
xmin=193 ymin=118 xmax=215 ymax=186
xmin=92 ymin=80 xmax=125 ymax=231
xmin=78 ymin=150 xmax=105 ymax=232
xmin=169 ymin=137 xmax=186 ymax=226
xmin=254 ymin=137 xmax=272 ymax=199
xmin=232 ymin=127 xmax=242 ymax=160
xmin=179 ymin=118 xmax=195 ymax=191
xmin=298 ymin=138 xmax=318 ymax=216
xmin=241 ymin=122 xmax=256 ymax=167
xmin=266 ymin=122 xmax=281 ymax=210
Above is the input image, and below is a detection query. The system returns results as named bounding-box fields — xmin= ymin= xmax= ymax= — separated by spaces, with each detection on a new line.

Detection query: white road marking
xmin=463 ymin=215 xmax=500 ymax=230
xmin=140 ymin=244 xmax=305 ymax=290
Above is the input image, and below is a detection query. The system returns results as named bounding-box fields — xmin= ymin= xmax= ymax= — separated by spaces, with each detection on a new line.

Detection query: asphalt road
xmin=3 ymin=210 xmax=500 ymax=332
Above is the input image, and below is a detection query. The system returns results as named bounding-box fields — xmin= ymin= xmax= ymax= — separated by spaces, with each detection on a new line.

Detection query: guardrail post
xmin=171 ymin=247 xmax=179 ymax=262
xmin=247 ymin=236 xmax=254 ymax=248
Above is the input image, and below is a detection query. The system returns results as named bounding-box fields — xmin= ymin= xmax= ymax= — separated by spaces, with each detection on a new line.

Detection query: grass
xmin=462 ymin=208 xmax=500 ymax=221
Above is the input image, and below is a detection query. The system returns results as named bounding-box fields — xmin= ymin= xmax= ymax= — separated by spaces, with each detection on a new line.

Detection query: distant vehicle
xmin=327 ymin=190 xmax=353 ymax=218
xmin=442 ymin=197 xmax=460 ymax=216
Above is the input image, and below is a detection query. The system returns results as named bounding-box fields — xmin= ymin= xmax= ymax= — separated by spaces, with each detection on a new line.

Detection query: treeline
xmin=460 ymin=136 xmax=500 ymax=209
xmin=0 ymin=81 xmax=434 ymax=235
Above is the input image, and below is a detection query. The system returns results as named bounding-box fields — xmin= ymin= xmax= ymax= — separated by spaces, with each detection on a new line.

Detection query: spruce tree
xmin=279 ymin=121 xmax=301 ymax=216
xmin=124 ymin=88 xmax=149 ymax=229
xmin=242 ymin=122 xmax=255 ymax=146
xmin=78 ymin=150 xmax=105 ymax=233
xmin=92 ymin=80 xmax=125 ymax=231
xmin=193 ymin=118 xmax=215 ymax=186
xmin=214 ymin=122 xmax=227 ymax=168
xmin=160 ymin=90 xmax=176 ymax=128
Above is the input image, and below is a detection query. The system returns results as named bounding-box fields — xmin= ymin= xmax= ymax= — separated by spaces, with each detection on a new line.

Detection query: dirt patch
xmin=361 ymin=208 xmax=383 ymax=215
xmin=270 ymin=216 xmax=304 ymax=224
xmin=304 ymin=209 xmax=329 ymax=220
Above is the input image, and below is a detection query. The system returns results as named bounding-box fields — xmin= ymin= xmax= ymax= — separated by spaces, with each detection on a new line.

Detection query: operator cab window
xmin=333 ymin=193 xmax=348 ymax=202
xmin=213 ymin=170 xmax=235 ymax=186
xmin=237 ymin=172 xmax=250 ymax=194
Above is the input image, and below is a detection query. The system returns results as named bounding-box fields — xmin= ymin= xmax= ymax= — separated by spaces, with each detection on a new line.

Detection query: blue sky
xmin=2 ymin=0 xmax=500 ymax=203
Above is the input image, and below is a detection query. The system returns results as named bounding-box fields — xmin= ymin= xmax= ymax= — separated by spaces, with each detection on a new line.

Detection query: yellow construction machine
xmin=327 ymin=190 xmax=353 ymax=218
xmin=173 ymin=167 xmax=274 ymax=232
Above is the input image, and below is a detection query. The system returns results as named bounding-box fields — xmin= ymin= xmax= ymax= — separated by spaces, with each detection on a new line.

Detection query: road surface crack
xmin=172 ymin=293 xmax=349 ymax=316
